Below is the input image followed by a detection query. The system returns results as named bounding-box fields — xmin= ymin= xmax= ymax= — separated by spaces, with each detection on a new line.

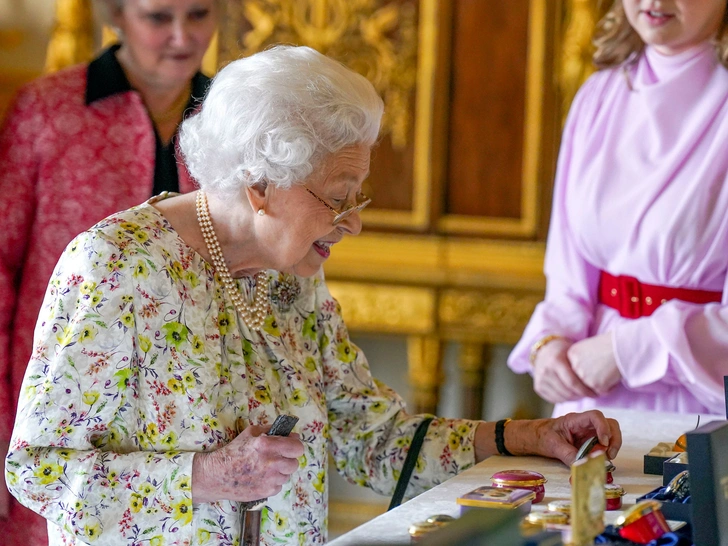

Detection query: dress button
xmin=645 ymin=297 xmax=653 ymax=305
xmin=661 ymin=299 xmax=667 ymax=304
xmin=630 ymin=296 xmax=638 ymax=303
xmin=610 ymin=289 xmax=617 ymax=297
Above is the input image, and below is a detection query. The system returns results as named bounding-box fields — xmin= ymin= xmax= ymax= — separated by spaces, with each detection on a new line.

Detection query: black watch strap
xmin=495 ymin=418 xmax=514 ymax=456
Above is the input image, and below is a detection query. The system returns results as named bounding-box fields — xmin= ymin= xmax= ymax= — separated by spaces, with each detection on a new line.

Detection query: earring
xmin=257 ymin=209 xmax=265 ymax=216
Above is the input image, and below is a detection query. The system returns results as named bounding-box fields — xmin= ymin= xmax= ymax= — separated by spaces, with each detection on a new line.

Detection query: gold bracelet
xmin=529 ymin=334 xmax=568 ymax=365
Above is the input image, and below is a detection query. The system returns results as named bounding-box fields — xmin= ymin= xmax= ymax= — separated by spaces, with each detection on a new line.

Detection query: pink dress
xmin=0 ymin=49 xmax=202 ymax=543
xmin=509 ymin=43 xmax=728 ymax=417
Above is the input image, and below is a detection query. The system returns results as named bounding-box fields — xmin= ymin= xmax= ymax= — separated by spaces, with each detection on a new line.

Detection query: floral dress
xmin=6 ymin=198 xmax=479 ymax=546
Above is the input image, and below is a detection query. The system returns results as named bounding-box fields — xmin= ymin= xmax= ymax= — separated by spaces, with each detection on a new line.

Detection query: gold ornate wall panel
xmin=219 ymin=0 xmax=434 ymax=230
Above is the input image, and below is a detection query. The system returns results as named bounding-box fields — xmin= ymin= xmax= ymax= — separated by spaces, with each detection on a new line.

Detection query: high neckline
xmin=643 ymin=42 xmax=715 ymax=83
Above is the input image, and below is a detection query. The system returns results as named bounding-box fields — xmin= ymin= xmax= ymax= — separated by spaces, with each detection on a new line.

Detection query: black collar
xmin=85 ymin=44 xmax=211 ymax=105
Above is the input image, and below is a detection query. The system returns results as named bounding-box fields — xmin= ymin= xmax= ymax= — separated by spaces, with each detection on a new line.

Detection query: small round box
xmin=547 ymin=499 xmax=571 ymax=519
xmin=605 ymin=483 xmax=625 ymax=510
xmin=408 ymin=516 xmax=453 ymax=543
xmin=615 ymin=500 xmax=670 ymax=544
xmin=521 ymin=510 xmax=569 ymax=535
xmin=491 ymin=470 xmax=547 ymax=504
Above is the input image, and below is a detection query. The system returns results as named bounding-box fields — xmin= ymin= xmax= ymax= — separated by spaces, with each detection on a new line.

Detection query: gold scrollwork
xmin=326 ymin=281 xmax=436 ymax=335
xmin=439 ymin=289 xmax=542 ymax=345
xmin=220 ymin=0 xmax=418 ymax=149
xmin=45 ymin=0 xmax=95 ymax=73
xmin=559 ymin=0 xmax=605 ymax=120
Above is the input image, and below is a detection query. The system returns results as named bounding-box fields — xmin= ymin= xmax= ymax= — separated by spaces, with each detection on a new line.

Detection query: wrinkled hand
xmin=0 ymin=441 xmax=9 ymax=519
xmin=568 ymin=333 xmax=621 ymax=395
xmin=192 ymin=425 xmax=304 ymax=503
xmin=513 ymin=410 xmax=622 ymax=466
xmin=533 ymin=338 xmax=598 ymax=403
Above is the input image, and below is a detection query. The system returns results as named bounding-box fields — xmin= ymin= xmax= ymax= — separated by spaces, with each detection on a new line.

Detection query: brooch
xmin=270 ymin=274 xmax=301 ymax=311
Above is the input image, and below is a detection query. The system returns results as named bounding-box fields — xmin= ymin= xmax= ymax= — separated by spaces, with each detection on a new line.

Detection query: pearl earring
xmin=257 ymin=209 xmax=265 ymax=216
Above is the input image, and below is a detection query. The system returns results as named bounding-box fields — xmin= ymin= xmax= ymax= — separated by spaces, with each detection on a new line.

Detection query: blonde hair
xmin=593 ymin=0 xmax=728 ymax=69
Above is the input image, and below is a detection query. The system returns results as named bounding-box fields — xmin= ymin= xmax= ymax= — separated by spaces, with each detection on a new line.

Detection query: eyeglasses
xmin=303 ymin=186 xmax=372 ymax=226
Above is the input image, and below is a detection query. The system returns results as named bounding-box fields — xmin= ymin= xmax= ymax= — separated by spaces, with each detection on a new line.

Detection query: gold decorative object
xmin=570 ymin=451 xmax=606 ymax=546
xmin=45 ymin=0 xmax=95 ymax=73
xmin=406 ymin=335 xmax=442 ymax=413
xmin=219 ymin=0 xmax=418 ymax=149
xmin=558 ymin=0 xmax=606 ymax=121
xmin=326 ymin=281 xmax=435 ymax=335
xmin=439 ymin=289 xmax=542 ymax=345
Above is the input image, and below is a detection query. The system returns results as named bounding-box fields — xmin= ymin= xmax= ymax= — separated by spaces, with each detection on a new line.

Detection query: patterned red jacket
xmin=0 ymin=48 xmax=209 ymax=441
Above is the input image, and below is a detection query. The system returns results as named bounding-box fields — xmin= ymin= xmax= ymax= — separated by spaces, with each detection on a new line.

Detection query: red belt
xmin=598 ymin=271 xmax=722 ymax=319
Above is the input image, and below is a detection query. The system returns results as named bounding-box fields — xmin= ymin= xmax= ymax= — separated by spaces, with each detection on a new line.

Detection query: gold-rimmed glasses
xmin=303 ymin=186 xmax=371 ymax=226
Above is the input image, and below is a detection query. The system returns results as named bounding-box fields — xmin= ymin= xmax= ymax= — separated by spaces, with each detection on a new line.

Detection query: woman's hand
xmin=533 ymin=338 xmax=598 ymax=403
xmin=505 ymin=410 xmax=622 ymax=466
xmin=568 ymin=333 xmax=621 ymax=395
xmin=192 ymin=425 xmax=305 ymax=503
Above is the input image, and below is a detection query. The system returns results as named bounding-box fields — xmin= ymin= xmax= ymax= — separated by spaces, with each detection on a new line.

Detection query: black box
xmin=644 ymin=454 xmax=672 ymax=475
xmin=687 ymin=420 xmax=728 ymax=546
xmin=663 ymin=457 xmax=689 ymax=486
xmin=637 ymin=487 xmax=691 ymax=523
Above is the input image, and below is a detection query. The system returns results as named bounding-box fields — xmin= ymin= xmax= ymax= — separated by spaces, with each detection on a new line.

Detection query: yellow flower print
xmin=369 ymin=400 xmax=387 ymax=413
xmin=80 ymin=281 xmax=97 ymax=295
xmin=6 ymin=471 xmax=18 ymax=486
xmin=57 ymin=326 xmax=73 ymax=347
xmin=114 ymin=229 xmax=126 ymax=241
xmin=312 ymin=470 xmax=325 ymax=493
xmin=133 ymin=261 xmax=149 ymax=278
xmin=457 ymin=424 xmax=471 ymax=436
xmin=24 ymin=384 xmax=37 ymax=399
xmin=448 ymin=432 xmax=462 ymax=451
xmin=133 ymin=230 xmax=149 ymax=244
xmin=120 ymin=313 xmax=135 ymax=329
xmin=185 ymin=271 xmax=199 ymax=288
xmin=298 ymin=454 xmax=308 ymax=469
xmin=114 ymin=368 xmax=133 ymax=389
xmin=415 ymin=456 xmax=426 ymax=473
xmin=263 ymin=316 xmax=280 ymax=337
xmin=129 ymin=493 xmax=143 ymax=513
xmin=161 ymin=431 xmax=178 ymax=447
xmin=167 ymin=378 xmax=184 ymax=394
xmin=336 ymin=340 xmax=356 ymax=363
xmin=169 ymin=261 xmax=185 ymax=281
xmin=289 ymin=389 xmax=308 ymax=407
xmin=175 ymin=475 xmax=191 ymax=492
xmin=84 ymin=522 xmax=101 ymax=542
xmin=120 ymin=221 xmax=139 ymax=231
xmin=90 ymin=291 xmax=103 ymax=306
xmin=82 ymin=391 xmax=99 ymax=406
xmin=395 ymin=437 xmax=408 ymax=448
xmin=191 ymin=335 xmax=204 ymax=354
xmin=173 ymin=499 xmax=193 ymax=526
xmin=145 ymin=423 xmax=159 ymax=442
xmin=197 ymin=529 xmax=211 ymax=543
xmin=149 ymin=537 xmax=164 ymax=546
xmin=273 ymin=511 xmax=288 ymax=531
xmin=217 ymin=312 xmax=232 ymax=335
xmin=162 ymin=322 xmax=188 ymax=349
xmin=121 ymin=294 xmax=134 ymax=304
xmin=108 ymin=427 xmax=123 ymax=448
xmin=139 ymin=482 xmax=156 ymax=497
xmin=34 ymin=462 xmax=63 ymax=485
xmin=57 ymin=449 xmax=72 ymax=460
xmin=79 ymin=325 xmax=97 ymax=343
xmin=182 ymin=371 xmax=196 ymax=387
xmin=304 ymin=357 xmax=317 ymax=372
xmin=254 ymin=387 xmax=271 ymax=404
xmin=139 ymin=335 xmax=152 ymax=353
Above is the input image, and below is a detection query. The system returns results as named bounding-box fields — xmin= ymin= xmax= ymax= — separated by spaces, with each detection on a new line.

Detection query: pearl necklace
xmin=196 ymin=190 xmax=269 ymax=330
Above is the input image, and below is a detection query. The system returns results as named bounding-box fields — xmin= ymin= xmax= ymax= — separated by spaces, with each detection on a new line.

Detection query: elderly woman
xmin=0 ymin=1 xmax=217 ymax=542
xmin=6 ymin=46 xmax=621 ymax=546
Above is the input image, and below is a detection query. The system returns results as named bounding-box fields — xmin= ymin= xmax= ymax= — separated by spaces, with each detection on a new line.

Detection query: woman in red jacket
xmin=0 ymin=1 xmax=217 ymax=542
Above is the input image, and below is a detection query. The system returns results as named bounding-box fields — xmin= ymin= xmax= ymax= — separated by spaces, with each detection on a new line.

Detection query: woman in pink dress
xmin=0 ymin=1 xmax=217 ymax=542
xmin=509 ymin=0 xmax=728 ymax=417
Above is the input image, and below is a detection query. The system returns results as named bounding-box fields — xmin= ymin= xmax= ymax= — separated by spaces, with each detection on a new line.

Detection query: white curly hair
xmin=178 ymin=45 xmax=384 ymax=195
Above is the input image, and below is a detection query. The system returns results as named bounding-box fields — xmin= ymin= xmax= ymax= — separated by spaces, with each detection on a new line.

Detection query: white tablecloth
xmin=328 ymin=408 xmax=716 ymax=545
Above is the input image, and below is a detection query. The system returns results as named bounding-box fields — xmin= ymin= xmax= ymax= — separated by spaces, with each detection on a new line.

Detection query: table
xmin=329 ymin=408 xmax=717 ymax=545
